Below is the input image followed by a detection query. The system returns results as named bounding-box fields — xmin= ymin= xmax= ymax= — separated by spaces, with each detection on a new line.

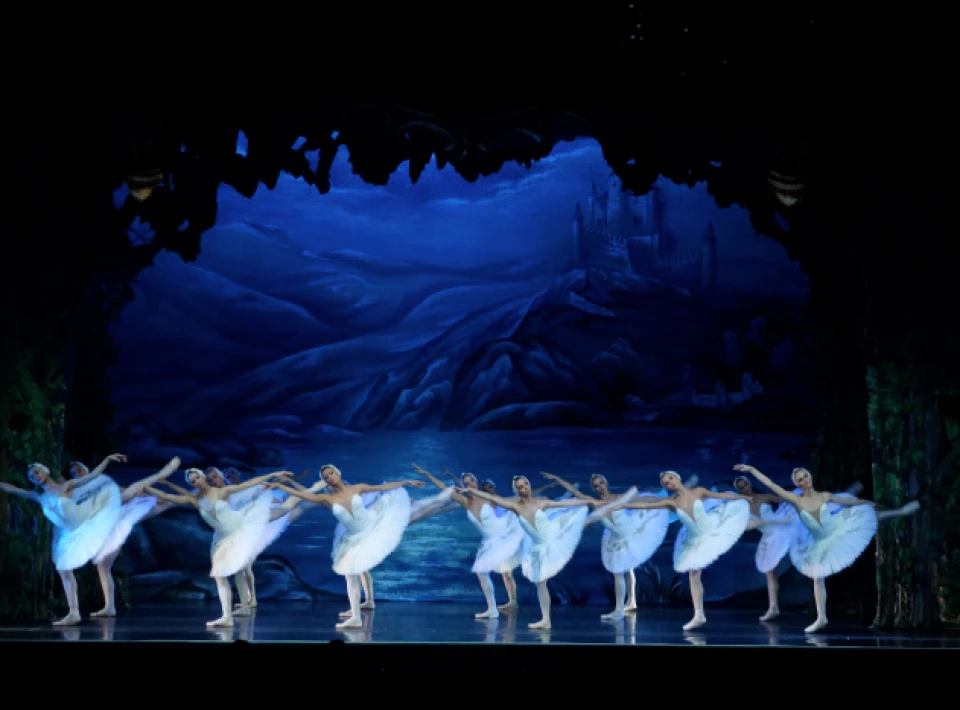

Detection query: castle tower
xmin=701 ymin=221 xmax=718 ymax=290
xmin=571 ymin=202 xmax=583 ymax=266
xmin=606 ymin=172 xmax=623 ymax=235
xmin=586 ymin=182 xmax=598 ymax=228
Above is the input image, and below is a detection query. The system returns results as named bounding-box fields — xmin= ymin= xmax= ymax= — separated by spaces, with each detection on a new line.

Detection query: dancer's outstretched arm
xmin=121 ymin=457 xmax=181 ymax=502
xmin=157 ymin=480 xmax=193 ymax=496
xmin=0 ymin=482 xmax=38 ymax=501
xmin=542 ymin=497 xmax=597 ymax=510
xmin=440 ymin=466 xmax=463 ymax=486
xmin=62 ymin=453 xmax=126 ymax=494
xmin=223 ymin=470 xmax=293 ymax=495
xmin=145 ymin=486 xmax=198 ymax=509
xmin=750 ymin=493 xmax=782 ymax=505
xmin=456 ymin=487 xmax=521 ymax=515
xmin=412 ymin=464 xmax=469 ymax=506
xmin=823 ymin=492 xmax=880 ymax=509
xmin=87 ymin=453 xmax=127 ymax=478
xmin=357 ymin=479 xmax=426 ymax=493
xmin=616 ymin=497 xmax=677 ymax=511
xmin=733 ymin=465 xmax=801 ymax=508
xmin=532 ymin=481 xmax=562 ymax=495
xmin=265 ymin=482 xmax=334 ymax=505
xmin=539 ymin=472 xmax=592 ymax=501
xmin=702 ymin=488 xmax=752 ymax=502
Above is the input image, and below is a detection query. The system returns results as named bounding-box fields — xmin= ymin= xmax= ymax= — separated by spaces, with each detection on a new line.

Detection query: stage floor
xmin=1 ymin=601 xmax=957 ymax=649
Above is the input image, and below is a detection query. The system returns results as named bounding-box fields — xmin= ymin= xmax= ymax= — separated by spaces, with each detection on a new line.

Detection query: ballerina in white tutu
xmin=454 ymin=475 xmax=635 ymax=630
xmin=199 ymin=467 xmax=303 ymax=610
xmin=412 ymin=463 xmax=525 ymax=619
xmin=67 ymin=454 xmax=183 ymax=618
xmin=541 ymin=471 xmax=670 ymax=621
xmin=734 ymin=463 xmax=920 ymax=633
xmin=264 ymin=464 xmax=427 ymax=629
xmin=0 ymin=459 xmax=134 ymax=625
xmin=732 ymin=475 xmax=867 ymax=622
xmin=144 ymin=467 xmax=294 ymax=627
xmin=597 ymin=470 xmax=751 ymax=631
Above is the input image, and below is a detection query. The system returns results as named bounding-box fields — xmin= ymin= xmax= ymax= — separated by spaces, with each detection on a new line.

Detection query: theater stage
xmin=1 ymin=601 xmax=955 ymax=673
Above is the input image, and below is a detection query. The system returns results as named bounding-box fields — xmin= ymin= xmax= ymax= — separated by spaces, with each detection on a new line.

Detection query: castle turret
xmin=571 ymin=202 xmax=583 ymax=266
xmin=586 ymin=182 xmax=598 ymax=228
xmin=701 ymin=221 xmax=718 ymax=290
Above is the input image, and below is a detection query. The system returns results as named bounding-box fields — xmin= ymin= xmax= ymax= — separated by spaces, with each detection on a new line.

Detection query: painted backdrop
xmin=105 ymin=138 xmax=821 ymax=608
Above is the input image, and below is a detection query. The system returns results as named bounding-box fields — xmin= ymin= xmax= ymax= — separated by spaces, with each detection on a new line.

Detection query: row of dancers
xmin=0 ymin=454 xmax=920 ymax=633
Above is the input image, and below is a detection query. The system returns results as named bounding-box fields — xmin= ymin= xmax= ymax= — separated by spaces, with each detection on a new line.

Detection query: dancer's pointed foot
xmin=336 ymin=615 xmax=362 ymax=629
xmin=206 ymin=616 xmax=233 ymax=628
xmin=601 ymin=609 xmax=625 ymax=621
xmin=475 ymin=609 xmax=499 ymax=619
xmin=233 ymin=606 xmax=251 ymax=617
xmin=338 ymin=609 xmax=353 ymax=617
xmin=804 ymin=617 xmax=828 ymax=633
xmin=497 ymin=600 xmax=518 ymax=610
xmin=624 ymin=602 xmax=638 ymax=613
xmin=360 ymin=600 xmax=375 ymax=610
xmin=759 ymin=608 xmax=780 ymax=622
xmin=53 ymin=611 xmax=81 ymax=626
xmin=682 ymin=614 xmax=706 ymax=631
xmin=528 ymin=619 xmax=551 ymax=630
xmin=90 ymin=606 xmax=116 ymax=618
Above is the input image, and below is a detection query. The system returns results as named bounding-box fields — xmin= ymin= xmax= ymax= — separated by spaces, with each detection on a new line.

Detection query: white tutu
xmin=673 ymin=498 xmax=750 ymax=573
xmin=789 ymin=501 xmax=878 ymax=579
xmin=201 ymin=493 xmax=274 ymax=578
xmin=518 ymin=506 xmax=588 ymax=583
xmin=600 ymin=507 xmax=670 ymax=573
xmin=331 ymin=489 xmax=411 ymax=576
xmin=467 ymin=503 xmax=525 ymax=574
xmin=409 ymin=487 xmax=458 ymax=524
xmin=752 ymin=503 xmax=800 ymax=573
xmin=93 ymin=495 xmax=158 ymax=563
xmin=41 ymin=476 xmax=124 ymax=571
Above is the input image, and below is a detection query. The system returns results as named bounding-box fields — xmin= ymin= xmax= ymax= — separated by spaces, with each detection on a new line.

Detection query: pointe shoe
xmin=497 ymin=601 xmax=518 ymax=610
xmin=682 ymin=614 xmax=706 ymax=631
xmin=528 ymin=619 xmax=551 ymax=630
xmin=804 ymin=617 xmax=828 ymax=633
xmin=90 ymin=607 xmax=116 ymax=618
xmin=475 ymin=609 xmax=499 ymax=619
xmin=53 ymin=612 xmax=81 ymax=626
xmin=601 ymin=610 xmax=625 ymax=621
xmin=759 ymin=608 xmax=780 ymax=622
xmin=206 ymin=616 xmax=233 ymax=628
xmin=336 ymin=615 xmax=362 ymax=629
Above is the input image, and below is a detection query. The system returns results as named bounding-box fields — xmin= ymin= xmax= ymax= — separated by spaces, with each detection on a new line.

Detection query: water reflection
xmin=58 ymin=626 xmax=81 ymax=642
xmin=94 ymin=617 xmax=116 ymax=641
xmin=478 ymin=617 xmax=498 ymax=643
xmin=761 ymin=621 xmax=781 ymax=645
xmin=683 ymin=632 xmax=707 ymax=646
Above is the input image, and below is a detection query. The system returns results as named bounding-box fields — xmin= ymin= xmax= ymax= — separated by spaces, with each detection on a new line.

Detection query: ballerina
xmin=144 ymin=467 xmax=294 ymax=627
xmin=542 ymin=471 xmax=670 ymax=620
xmin=732 ymin=475 xmax=865 ymax=622
xmin=454 ymin=475 xmax=635 ymax=630
xmin=596 ymin=470 xmax=751 ymax=631
xmin=0 ymin=460 xmax=129 ymax=625
xmin=67 ymin=454 xmax=183 ymax=617
xmin=264 ymin=464 xmax=426 ymax=629
xmin=412 ymin=463 xmax=526 ymax=619
xmin=734 ymin=463 xmax=920 ymax=633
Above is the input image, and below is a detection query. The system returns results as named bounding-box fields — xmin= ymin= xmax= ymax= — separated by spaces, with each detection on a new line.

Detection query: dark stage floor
xmin=2 ymin=601 xmax=956 ymax=675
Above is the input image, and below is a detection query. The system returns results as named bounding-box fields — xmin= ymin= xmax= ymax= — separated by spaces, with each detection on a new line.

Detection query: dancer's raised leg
xmin=121 ymin=457 xmax=181 ymax=501
xmin=683 ymin=569 xmax=706 ymax=630
xmin=91 ymin=549 xmax=122 ymax=617
xmin=475 ymin=572 xmax=499 ymax=618
xmin=53 ymin=570 xmax=81 ymax=626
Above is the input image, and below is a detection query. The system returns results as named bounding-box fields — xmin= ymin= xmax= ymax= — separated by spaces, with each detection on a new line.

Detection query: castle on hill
xmin=571 ymin=173 xmax=718 ymax=290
